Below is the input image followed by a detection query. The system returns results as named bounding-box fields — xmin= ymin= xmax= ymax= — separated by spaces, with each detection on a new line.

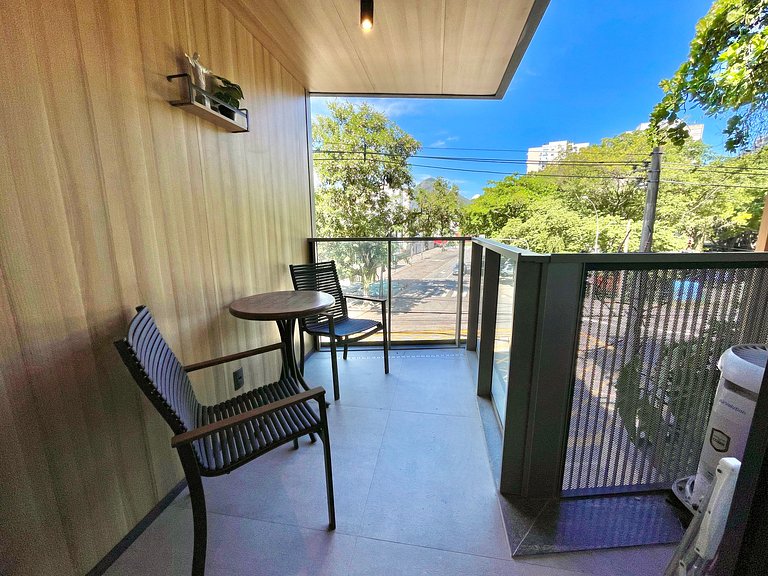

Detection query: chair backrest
xmin=115 ymin=306 xmax=201 ymax=436
xmin=289 ymin=261 xmax=348 ymax=328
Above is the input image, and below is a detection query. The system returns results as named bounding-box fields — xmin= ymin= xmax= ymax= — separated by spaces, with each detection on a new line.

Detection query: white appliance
xmin=673 ymin=344 xmax=767 ymax=513
xmin=666 ymin=457 xmax=741 ymax=576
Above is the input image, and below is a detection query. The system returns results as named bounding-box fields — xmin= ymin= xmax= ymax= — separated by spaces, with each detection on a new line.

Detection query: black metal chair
xmin=115 ymin=306 xmax=335 ymax=576
xmin=290 ymin=261 xmax=389 ymax=401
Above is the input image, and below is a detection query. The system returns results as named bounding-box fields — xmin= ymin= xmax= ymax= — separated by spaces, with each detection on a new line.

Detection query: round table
xmin=230 ymin=290 xmax=334 ymax=388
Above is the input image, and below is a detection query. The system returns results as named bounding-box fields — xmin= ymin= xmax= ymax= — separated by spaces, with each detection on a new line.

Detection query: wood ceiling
xmin=221 ymin=0 xmax=549 ymax=98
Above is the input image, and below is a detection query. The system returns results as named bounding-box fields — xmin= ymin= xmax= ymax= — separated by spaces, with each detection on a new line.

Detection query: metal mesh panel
xmin=563 ymin=265 xmax=768 ymax=495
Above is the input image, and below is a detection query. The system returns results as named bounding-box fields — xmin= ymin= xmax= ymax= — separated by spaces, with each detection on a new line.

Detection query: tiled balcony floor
xmin=105 ymin=350 xmax=676 ymax=576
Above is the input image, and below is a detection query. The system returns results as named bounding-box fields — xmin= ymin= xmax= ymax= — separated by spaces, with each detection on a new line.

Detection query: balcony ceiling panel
xmin=221 ymin=0 xmax=547 ymax=98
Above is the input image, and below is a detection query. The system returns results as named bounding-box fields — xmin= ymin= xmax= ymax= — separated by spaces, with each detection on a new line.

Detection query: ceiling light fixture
xmin=360 ymin=0 xmax=374 ymax=31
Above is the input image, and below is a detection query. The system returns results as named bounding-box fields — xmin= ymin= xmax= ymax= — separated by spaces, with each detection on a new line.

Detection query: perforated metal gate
xmin=562 ymin=265 xmax=768 ymax=495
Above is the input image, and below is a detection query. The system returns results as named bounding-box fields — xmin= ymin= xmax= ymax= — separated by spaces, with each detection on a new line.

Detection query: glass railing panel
xmin=460 ymin=242 xmax=472 ymax=340
xmin=314 ymin=240 xmax=388 ymax=344
xmin=490 ymin=254 xmax=517 ymax=422
xmin=389 ymin=240 xmax=462 ymax=342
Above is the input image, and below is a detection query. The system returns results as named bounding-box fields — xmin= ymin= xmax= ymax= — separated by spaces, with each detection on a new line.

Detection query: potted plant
xmin=211 ymin=75 xmax=244 ymax=120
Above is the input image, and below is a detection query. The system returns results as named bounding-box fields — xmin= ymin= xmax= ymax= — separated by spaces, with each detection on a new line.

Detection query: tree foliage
xmin=313 ymin=101 xmax=421 ymax=292
xmin=461 ymin=175 xmax=552 ymax=237
xmin=411 ymin=177 xmax=464 ymax=236
xmin=651 ymin=0 xmax=768 ymax=151
xmin=313 ymin=101 xmax=421 ymax=237
xmin=463 ymin=130 xmax=768 ymax=253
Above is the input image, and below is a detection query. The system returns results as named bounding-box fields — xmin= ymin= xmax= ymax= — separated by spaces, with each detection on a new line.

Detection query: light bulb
xmin=360 ymin=0 xmax=374 ymax=31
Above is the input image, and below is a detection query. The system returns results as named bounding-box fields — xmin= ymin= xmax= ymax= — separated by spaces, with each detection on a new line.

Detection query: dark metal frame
xmin=466 ymin=240 xmax=768 ymax=501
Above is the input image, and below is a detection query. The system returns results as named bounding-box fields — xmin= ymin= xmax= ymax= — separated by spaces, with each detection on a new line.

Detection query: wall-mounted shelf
xmin=167 ymin=73 xmax=249 ymax=133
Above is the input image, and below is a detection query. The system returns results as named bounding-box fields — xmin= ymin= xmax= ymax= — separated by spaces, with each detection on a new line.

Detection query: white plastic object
xmin=689 ymin=345 xmax=767 ymax=509
xmin=694 ymin=457 xmax=741 ymax=560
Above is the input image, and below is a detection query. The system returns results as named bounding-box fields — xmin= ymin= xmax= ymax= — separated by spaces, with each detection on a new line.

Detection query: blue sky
xmin=311 ymin=0 xmax=724 ymax=199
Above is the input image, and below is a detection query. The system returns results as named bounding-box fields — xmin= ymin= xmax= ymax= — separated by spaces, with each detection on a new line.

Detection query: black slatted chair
xmin=115 ymin=306 xmax=334 ymax=576
xmin=289 ymin=261 xmax=389 ymax=401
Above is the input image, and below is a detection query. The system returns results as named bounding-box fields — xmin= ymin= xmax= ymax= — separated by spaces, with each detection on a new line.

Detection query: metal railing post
xmin=498 ymin=258 xmax=543 ymax=495
xmin=477 ymin=249 xmax=501 ymax=398
xmin=455 ymin=239 xmax=465 ymax=347
xmin=387 ymin=239 xmax=393 ymax=343
xmin=517 ymin=260 xmax=585 ymax=498
xmin=466 ymin=241 xmax=483 ymax=351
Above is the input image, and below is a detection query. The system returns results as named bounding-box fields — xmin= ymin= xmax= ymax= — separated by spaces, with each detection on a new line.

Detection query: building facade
xmin=526 ymin=140 xmax=589 ymax=173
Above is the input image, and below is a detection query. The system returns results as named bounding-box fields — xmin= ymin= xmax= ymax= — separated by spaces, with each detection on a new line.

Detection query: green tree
xmin=461 ymin=175 xmax=551 ymax=237
xmin=313 ymin=101 xmax=420 ymax=237
xmin=462 ymin=129 xmax=767 ymax=252
xmin=651 ymin=0 xmax=768 ymax=151
xmin=653 ymin=148 xmax=768 ymax=250
xmin=313 ymin=101 xmax=420 ymax=292
xmin=411 ymin=177 xmax=463 ymax=235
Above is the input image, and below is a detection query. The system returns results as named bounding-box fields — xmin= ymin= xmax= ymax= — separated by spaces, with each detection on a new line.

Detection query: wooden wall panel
xmin=0 ymin=0 xmax=313 ymax=573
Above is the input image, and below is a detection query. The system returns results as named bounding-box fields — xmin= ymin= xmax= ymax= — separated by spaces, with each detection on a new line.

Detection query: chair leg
xmin=293 ymin=438 xmax=299 ymax=450
xmin=381 ymin=302 xmax=390 ymax=374
xmin=329 ymin=337 xmax=340 ymax=401
xmin=318 ymin=403 xmax=336 ymax=530
xmin=299 ymin=330 xmax=306 ymax=375
xmin=178 ymin=445 xmax=207 ymax=576
xmin=343 ymin=337 xmax=349 ymax=360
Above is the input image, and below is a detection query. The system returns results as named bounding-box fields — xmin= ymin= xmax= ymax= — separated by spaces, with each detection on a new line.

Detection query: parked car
xmin=452 ymin=262 xmax=469 ymax=276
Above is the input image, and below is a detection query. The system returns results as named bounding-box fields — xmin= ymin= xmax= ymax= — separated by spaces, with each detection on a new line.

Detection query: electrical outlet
xmin=233 ymin=367 xmax=244 ymax=391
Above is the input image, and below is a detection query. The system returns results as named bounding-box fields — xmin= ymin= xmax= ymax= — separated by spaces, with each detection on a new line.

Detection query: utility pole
xmin=639 ymin=146 xmax=661 ymax=252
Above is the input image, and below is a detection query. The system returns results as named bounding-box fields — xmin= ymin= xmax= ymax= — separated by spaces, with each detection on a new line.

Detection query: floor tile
xmin=360 ymin=410 xmax=510 ymax=558
xmin=390 ymin=354 xmax=480 ymax=417
xmin=110 ymin=350 xmax=680 ymax=576
xmin=304 ymin=352 xmax=400 ymax=410
xmin=498 ymin=495 xmax=551 ymax=553
xmin=348 ymin=538 xmax=582 ymax=576
xmin=105 ymin=506 xmax=355 ymax=576
xmin=517 ymin=543 xmax=677 ymax=576
xmin=176 ymin=405 xmax=389 ymax=535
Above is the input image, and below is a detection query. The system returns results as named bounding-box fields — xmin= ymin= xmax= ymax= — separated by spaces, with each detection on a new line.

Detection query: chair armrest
xmin=184 ymin=342 xmax=284 ymax=373
xmin=344 ymin=294 xmax=386 ymax=304
xmin=171 ymin=386 xmax=326 ymax=448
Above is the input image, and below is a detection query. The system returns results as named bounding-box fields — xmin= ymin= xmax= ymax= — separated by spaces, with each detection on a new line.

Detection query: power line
xmin=661 ymin=160 xmax=768 ymax=172
xmin=406 ymin=162 xmax=645 ymax=179
xmin=662 ymin=165 xmax=768 ymax=176
xmin=662 ymin=168 xmax=768 ymax=178
xmin=317 ymin=142 xmax=650 ymax=157
xmin=659 ymin=179 xmax=768 ymax=190
xmin=313 ymin=157 xmax=646 ymax=180
xmin=314 ymin=157 xmax=768 ymax=187
xmin=314 ymin=149 xmax=644 ymax=167
xmin=314 ymin=149 xmax=768 ymax=178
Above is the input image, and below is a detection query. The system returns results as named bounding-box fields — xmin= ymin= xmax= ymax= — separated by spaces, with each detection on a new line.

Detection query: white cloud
xmin=367 ymin=99 xmax=423 ymax=118
xmin=309 ymin=96 xmax=423 ymax=119
xmin=427 ymin=136 xmax=459 ymax=148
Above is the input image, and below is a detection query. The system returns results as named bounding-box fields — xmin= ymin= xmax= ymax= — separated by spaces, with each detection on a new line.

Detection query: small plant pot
xmin=218 ymin=105 xmax=236 ymax=120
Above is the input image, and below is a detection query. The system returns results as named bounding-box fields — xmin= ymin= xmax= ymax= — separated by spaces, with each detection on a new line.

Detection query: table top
xmin=229 ymin=290 xmax=334 ymax=321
